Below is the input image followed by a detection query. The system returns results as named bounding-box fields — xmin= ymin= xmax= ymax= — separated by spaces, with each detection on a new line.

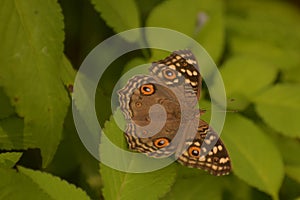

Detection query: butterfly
xmin=118 ymin=50 xmax=231 ymax=176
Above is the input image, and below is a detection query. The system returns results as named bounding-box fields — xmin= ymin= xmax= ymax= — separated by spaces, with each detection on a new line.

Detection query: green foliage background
xmin=0 ymin=0 xmax=300 ymax=199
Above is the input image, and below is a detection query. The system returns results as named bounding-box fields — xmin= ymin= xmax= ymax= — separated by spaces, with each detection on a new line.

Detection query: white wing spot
xmin=199 ymin=156 xmax=206 ymax=161
xmin=218 ymin=145 xmax=223 ymax=151
xmin=204 ymin=139 xmax=211 ymax=145
xmin=186 ymin=59 xmax=196 ymax=65
xmin=186 ymin=69 xmax=193 ymax=76
xmin=213 ymin=147 xmax=218 ymax=154
xmin=169 ymin=65 xmax=176 ymax=70
xmin=194 ymin=141 xmax=201 ymax=146
xmin=219 ymin=157 xmax=227 ymax=164
xmin=209 ymin=135 xmax=216 ymax=141
xmin=191 ymin=82 xmax=197 ymax=86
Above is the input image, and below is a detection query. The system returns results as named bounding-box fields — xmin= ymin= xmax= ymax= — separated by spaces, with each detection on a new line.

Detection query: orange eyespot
xmin=140 ymin=84 xmax=155 ymax=95
xmin=154 ymin=138 xmax=170 ymax=148
xmin=162 ymin=69 xmax=176 ymax=80
xmin=188 ymin=146 xmax=201 ymax=158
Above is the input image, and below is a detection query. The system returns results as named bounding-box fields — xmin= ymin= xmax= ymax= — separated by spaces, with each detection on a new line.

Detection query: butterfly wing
xmin=118 ymin=50 xmax=231 ymax=176
xmin=150 ymin=49 xmax=202 ymax=100
xmin=177 ymin=119 xmax=231 ymax=176
xmin=118 ymin=75 xmax=181 ymax=157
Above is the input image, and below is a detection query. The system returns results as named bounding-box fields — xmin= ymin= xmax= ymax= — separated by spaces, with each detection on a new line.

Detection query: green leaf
xmin=222 ymin=114 xmax=284 ymax=199
xmin=222 ymin=174 xmax=258 ymax=200
xmin=91 ymin=0 xmax=141 ymax=42
xmin=272 ymin=134 xmax=300 ymax=184
xmin=0 ymin=167 xmax=90 ymax=200
xmin=101 ymin=164 xmax=177 ymax=200
xmin=162 ymin=166 xmax=225 ymax=200
xmin=283 ymin=66 xmax=300 ymax=83
xmin=0 ymin=168 xmax=50 ymax=199
xmin=286 ymin=166 xmax=300 ymax=184
xmin=0 ymin=0 xmax=69 ymax=167
xmin=0 ymin=88 xmax=15 ymax=119
xmin=226 ymin=0 xmax=300 ymax=73
xmin=100 ymin=113 xmax=177 ymax=200
xmin=217 ymin=56 xmax=277 ymax=108
xmin=254 ymin=84 xmax=300 ymax=138
xmin=227 ymin=0 xmax=300 ymax=54
xmin=146 ymin=0 xmax=225 ymax=62
xmin=0 ymin=117 xmax=31 ymax=150
xmin=228 ymin=37 xmax=300 ymax=71
xmin=18 ymin=166 xmax=90 ymax=200
xmin=0 ymin=152 xmax=22 ymax=168
xmin=59 ymin=56 xmax=76 ymax=94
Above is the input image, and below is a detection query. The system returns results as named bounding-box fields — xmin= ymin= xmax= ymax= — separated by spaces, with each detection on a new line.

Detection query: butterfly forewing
xmin=150 ymin=49 xmax=202 ymax=100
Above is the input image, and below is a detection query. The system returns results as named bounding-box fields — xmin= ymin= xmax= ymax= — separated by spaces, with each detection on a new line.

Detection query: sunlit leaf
xmin=0 ymin=0 xmax=69 ymax=167
xmin=226 ymin=0 xmax=300 ymax=76
xmin=214 ymin=56 xmax=278 ymax=110
xmin=0 ymin=167 xmax=90 ymax=200
xmin=146 ymin=0 xmax=225 ymax=63
xmin=254 ymin=84 xmax=300 ymax=138
xmin=100 ymin=114 xmax=177 ymax=200
xmin=0 ymin=152 xmax=22 ymax=168
xmin=222 ymin=114 xmax=284 ymax=199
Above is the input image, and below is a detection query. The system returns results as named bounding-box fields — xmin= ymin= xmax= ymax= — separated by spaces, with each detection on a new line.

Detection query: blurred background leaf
xmin=0 ymin=0 xmax=300 ymax=199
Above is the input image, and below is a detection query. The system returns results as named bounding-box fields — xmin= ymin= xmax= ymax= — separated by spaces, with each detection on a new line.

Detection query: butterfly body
xmin=118 ymin=50 xmax=231 ymax=176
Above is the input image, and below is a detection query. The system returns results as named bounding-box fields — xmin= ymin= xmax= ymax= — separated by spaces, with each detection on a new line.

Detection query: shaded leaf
xmin=0 ymin=89 xmax=15 ymax=119
xmin=286 ymin=167 xmax=300 ymax=184
xmin=0 ymin=0 xmax=69 ymax=167
xmin=91 ymin=0 xmax=141 ymax=42
xmin=162 ymin=166 xmax=225 ymax=200
xmin=0 ymin=117 xmax=31 ymax=150
xmin=272 ymin=134 xmax=300 ymax=184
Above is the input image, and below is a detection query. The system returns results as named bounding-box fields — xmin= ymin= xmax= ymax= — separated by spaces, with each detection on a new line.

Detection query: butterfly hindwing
xmin=177 ymin=120 xmax=231 ymax=176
